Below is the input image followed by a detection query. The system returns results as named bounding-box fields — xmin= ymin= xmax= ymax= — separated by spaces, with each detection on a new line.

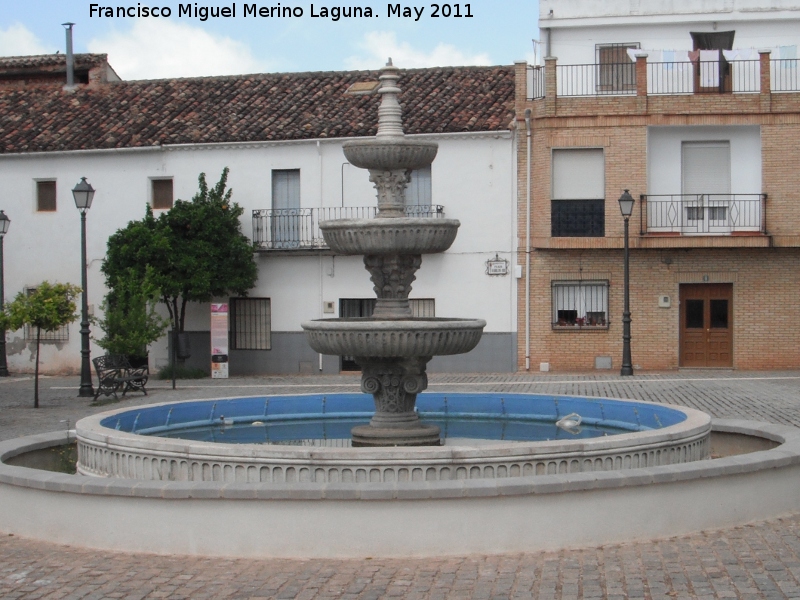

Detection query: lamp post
xmin=618 ymin=190 xmax=635 ymax=376
xmin=73 ymin=178 xmax=95 ymax=397
xmin=0 ymin=210 xmax=9 ymax=377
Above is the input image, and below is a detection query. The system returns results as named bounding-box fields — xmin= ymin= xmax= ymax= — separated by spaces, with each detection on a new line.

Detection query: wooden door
xmin=680 ymin=284 xmax=733 ymax=367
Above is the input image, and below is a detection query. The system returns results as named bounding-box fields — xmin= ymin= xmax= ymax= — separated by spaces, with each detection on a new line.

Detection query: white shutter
xmin=682 ymin=142 xmax=731 ymax=195
xmin=552 ymin=149 xmax=605 ymax=199
xmin=406 ymin=166 xmax=432 ymax=206
xmin=272 ymin=169 xmax=301 ymax=210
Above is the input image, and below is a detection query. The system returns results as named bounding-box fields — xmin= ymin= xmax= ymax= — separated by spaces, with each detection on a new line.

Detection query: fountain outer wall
xmin=301 ymin=60 xmax=485 ymax=446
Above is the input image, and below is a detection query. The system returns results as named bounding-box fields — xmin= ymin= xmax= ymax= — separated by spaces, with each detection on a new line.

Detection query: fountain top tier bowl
xmin=342 ymin=138 xmax=438 ymax=171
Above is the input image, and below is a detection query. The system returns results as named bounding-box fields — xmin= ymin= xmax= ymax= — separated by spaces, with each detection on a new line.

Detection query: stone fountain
xmin=301 ymin=60 xmax=486 ymax=446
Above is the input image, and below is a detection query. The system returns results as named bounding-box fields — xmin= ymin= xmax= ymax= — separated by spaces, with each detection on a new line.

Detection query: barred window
xmin=552 ymin=282 xmax=608 ymax=328
xmin=152 ymin=179 xmax=173 ymax=210
xmin=36 ymin=180 xmax=57 ymax=212
xmin=24 ymin=287 xmax=70 ymax=341
xmin=230 ymin=297 xmax=271 ymax=350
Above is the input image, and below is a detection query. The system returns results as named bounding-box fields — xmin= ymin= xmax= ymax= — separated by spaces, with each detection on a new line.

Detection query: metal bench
xmin=92 ymin=354 xmax=149 ymax=401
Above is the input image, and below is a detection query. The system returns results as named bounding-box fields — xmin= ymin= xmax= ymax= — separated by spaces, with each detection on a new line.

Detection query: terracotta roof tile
xmin=0 ymin=64 xmax=514 ymax=154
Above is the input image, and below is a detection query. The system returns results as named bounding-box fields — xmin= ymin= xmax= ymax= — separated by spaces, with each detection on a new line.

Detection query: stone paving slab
xmin=2 ymin=370 xmax=800 ymax=598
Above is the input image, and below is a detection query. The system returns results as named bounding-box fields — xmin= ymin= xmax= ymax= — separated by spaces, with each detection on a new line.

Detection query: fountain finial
xmin=376 ymin=60 xmax=403 ymax=138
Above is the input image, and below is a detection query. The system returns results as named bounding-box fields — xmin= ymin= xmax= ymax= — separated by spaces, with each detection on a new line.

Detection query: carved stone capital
xmin=368 ymin=169 xmax=410 ymax=217
xmin=356 ymin=357 xmax=431 ymax=424
xmin=363 ymin=254 xmax=421 ymax=318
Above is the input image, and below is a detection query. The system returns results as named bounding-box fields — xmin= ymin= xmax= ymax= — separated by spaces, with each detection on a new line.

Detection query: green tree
xmin=93 ymin=266 xmax=169 ymax=358
xmin=0 ymin=282 xmax=80 ymax=408
xmin=102 ymin=168 xmax=257 ymax=336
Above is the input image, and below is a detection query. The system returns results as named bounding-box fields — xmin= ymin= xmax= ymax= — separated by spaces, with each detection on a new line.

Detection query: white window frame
xmin=151 ymin=178 xmax=174 ymax=210
xmin=35 ymin=179 xmax=57 ymax=212
xmin=552 ymin=281 xmax=609 ymax=329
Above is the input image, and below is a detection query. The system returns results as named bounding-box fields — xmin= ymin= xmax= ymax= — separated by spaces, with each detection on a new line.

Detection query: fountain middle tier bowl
xmin=342 ymin=138 xmax=438 ymax=170
xmin=319 ymin=218 xmax=460 ymax=255
xmin=302 ymin=317 xmax=486 ymax=357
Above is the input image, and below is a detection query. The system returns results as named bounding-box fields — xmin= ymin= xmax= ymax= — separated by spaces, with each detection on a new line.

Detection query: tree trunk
xmin=34 ymin=326 xmax=40 ymax=408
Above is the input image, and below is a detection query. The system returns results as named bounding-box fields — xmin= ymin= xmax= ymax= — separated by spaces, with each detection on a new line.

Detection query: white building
xmin=0 ymin=55 xmax=518 ymax=376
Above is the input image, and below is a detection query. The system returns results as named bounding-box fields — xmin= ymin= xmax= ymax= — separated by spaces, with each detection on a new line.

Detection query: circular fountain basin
xmin=319 ymin=218 xmax=460 ymax=255
xmin=301 ymin=317 xmax=486 ymax=357
xmin=343 ymin=138 xmax=438 ymax=170
xmin=75 ymin=393 xmax=710 ymax=483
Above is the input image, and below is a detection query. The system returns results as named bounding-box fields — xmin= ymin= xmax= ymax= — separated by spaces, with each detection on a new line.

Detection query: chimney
xmin=62 ymin=22 xmax=75 ymax=89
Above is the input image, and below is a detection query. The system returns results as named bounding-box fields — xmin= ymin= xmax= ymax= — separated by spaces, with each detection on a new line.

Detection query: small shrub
xmin=157 ymin=365 xmax=208 ymax=380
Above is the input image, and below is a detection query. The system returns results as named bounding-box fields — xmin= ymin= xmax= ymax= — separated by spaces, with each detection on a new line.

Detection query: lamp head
xmin=72 ymin=177 xmax=95 ymax=213
xmin=618 ymin=189 xmax=635 ymax=218
xmin=0 ymin=210 xmax=9 ymax=236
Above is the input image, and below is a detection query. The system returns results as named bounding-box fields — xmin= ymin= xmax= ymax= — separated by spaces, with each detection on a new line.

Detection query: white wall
xmin=541 ymin=5 xmax=800 ymax=64
xmin=647 ymin=126 xmax=762 ymax=195
xmin=0 ymin=132 xmax=517 ymax=375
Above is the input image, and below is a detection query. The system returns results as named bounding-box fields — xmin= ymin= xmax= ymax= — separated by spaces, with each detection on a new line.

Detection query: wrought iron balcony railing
xmin=640 ymin=194 xmax=766 ymax=235
xmin=526 ymin=58 xmax=799 ymax=99
xmin=252 ymin=205 xmax=446 ymax=250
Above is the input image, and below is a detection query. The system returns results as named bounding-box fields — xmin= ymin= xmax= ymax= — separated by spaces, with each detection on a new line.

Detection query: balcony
xmin=526 ymin=57 xmax=799 ymax=99
xmin=252 ymin=205 xmax=446 ymax=251
xmin=640 ymin=194 xmax=767 ymax=236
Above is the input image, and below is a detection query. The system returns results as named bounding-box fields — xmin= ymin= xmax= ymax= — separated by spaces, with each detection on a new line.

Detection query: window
xmin=552 ymin=282 xmax=608 ymax=328
xmin=23 ymin=287 xmax=69 ymax=341
xmin=152 ymin=179 xmax=173 ymax=210
xmin=271 ymin=169 xmax=301 ymax=247
xmin=339 ymin=298 xmax=434 ymax=370
xmin=230 ymin=297 xmax=271 ymax=350
xmin=36 ymin=181 xmax=56 ymax=212
xmin=406 ymin=166 xmax=432 ymax=207
xmin=596 ymin=43 xmax=638 ymax=92
xmin=551 ymin=148 xmax=605 ymax=237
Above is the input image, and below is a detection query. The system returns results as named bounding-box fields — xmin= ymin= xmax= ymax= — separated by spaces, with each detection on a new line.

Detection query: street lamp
xmin=0 ymin=210 xmax=9 ymax=377
xmin=72 ymin=178 xmax=95 ymax=397
xmin=618 ymin=189 xmax=635 ymax=376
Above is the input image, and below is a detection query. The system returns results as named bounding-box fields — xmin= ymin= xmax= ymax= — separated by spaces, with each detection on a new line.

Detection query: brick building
xmin=516 ymin=0 xmax=800 ymax=371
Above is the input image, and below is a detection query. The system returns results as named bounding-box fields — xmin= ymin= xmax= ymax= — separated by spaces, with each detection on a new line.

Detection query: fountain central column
xmin=301 ymin=60 xmax=486 ymax=447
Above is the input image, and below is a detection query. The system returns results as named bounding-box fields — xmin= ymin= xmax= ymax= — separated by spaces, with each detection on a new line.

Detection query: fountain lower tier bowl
xmin=319 ymin=218 xmax=460 ymax=255
xmin=301 ymin=318 xmax=486 ymax=357
xmin=342 ymin=138 xmax=438 ymax=171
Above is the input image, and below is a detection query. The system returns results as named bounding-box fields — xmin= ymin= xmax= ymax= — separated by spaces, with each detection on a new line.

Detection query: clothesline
xmin=626 ymin=45 xmax=797 ymax=63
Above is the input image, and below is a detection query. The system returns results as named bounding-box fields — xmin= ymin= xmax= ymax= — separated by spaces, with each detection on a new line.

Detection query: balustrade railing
xmin=555 ymin=63 xmax=637 ymax=97
xmin=772 ymin=58 xmax=800 ymax=92
xmin=252 ymin=205 xmax=446 ymax=250
xmin=528 ymin=58 xmax=799 ymax=99
xmin=640 ymin=194 xmax=766 ymax=235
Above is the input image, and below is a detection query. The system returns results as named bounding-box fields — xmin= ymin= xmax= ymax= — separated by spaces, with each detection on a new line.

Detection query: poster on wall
xmin=210 ymin=303 xmax=229 ymax=379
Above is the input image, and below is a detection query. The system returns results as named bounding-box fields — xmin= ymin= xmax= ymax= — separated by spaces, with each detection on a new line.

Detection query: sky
xmin=0 ymin=1 xmax=539 ymax=80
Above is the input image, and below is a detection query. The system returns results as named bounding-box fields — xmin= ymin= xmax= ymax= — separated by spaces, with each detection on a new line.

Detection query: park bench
xmin=92 ymin=354 xmax=149 ymax=402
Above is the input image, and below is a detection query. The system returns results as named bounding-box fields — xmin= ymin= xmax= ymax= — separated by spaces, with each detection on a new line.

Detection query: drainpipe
xmin=317 ymin=140 xmax=324 ymax=372
xmin=62 ymin=23 xmax=75 ymax=89
xmin=524 ymin=109 xmax=532 ymax=371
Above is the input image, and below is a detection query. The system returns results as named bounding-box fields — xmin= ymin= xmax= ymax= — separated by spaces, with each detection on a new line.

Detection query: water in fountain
xmin=301 ymin=60 xmax=486 ymax=447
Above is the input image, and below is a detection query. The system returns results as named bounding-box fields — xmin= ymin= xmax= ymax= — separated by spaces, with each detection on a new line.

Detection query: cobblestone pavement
xmin=2 ymin=370 xmax=800 ymax=599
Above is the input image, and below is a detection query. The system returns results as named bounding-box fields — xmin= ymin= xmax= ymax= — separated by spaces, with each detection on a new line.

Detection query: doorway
xmin=679 ymin=283 xmax=733 ymax=367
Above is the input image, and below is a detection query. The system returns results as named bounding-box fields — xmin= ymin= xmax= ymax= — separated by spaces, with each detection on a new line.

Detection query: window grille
xmin=152 ymin=179 xmax=173 ymax=210
xmin=36 ymin=181 xmax=56 ymax=212
xmin=23 ymin=287 xmax=70 ymax=341
xmin=230 ymin=297 xmax=271 ymax=350
xmin=552 ymin=282 xmax=608 ymax=328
